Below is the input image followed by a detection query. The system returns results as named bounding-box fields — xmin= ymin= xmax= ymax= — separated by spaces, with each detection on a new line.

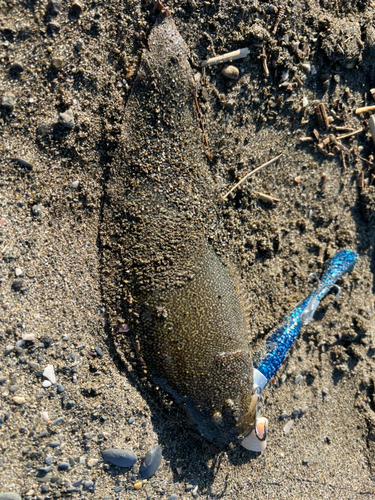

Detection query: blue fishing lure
xmin=253 ymin=249 xmax=358 ymax=392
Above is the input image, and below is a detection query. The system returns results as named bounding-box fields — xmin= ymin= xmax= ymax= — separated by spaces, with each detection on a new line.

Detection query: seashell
xmin=221 ymin=65 xmax=239 ymax=80
xmin=241 ymin=417 xmax=268 ymax=452
xmin=42 ymin=380 xmax=52 ymax=388
xmin=41 ymin=411 xmax=49 ymax=421
xmin=43 ymin=364 xmax=56 ymax=384
xmin=283 ymin=420 xmax=294 ymax=434
xmin=22 ymin=333 xmax=35 ymax=341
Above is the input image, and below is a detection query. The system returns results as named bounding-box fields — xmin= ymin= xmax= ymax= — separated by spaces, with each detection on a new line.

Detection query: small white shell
xmin=42 ymin=380 xmax=52 ymax=388
xmin=283 ymin=420 xmax=294 ymax=434
xmin=41 ymin=411 xmax=49 ymax=422
xmin=43 ymin=364 xmax=56 ymax=384
xmin=241 ymin=417 xmax=268 ymax=452
xmin=22 ymin=333 xmax=35 ymax=341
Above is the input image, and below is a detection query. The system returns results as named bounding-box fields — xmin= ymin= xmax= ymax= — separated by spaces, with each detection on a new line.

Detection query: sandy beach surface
xmin=1 ymin=0 xmax=375 ymax=499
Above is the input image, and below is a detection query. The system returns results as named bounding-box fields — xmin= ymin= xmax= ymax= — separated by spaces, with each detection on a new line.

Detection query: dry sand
xmin=1 ymin=0 xmax=375 ymax=499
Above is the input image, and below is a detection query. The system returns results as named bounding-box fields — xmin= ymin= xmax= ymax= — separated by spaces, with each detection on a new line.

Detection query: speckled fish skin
xmin=100 ymin=9 xmax=254 ymax=443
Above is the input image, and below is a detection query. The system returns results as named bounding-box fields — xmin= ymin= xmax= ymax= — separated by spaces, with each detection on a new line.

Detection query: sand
xmin=1 ymin=0 xmax=375 ymax=498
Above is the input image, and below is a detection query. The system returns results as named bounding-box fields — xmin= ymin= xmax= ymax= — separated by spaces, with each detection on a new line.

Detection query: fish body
xmin=101 ymin=9 xmax=254 ymax=442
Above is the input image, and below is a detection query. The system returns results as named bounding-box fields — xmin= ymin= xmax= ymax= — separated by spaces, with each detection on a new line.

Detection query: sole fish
xmin=101 ymin=7 xmax=254 ymax=443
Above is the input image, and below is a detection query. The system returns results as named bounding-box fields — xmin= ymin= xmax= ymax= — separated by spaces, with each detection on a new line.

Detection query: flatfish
xmin=100 ymin=7 xmax=255 ymax=443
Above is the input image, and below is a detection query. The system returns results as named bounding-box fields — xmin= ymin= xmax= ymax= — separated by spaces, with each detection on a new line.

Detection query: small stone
xmin=280 ymin=412 xmax=289 ymax=420
xmin=68 ymin=457 xmax=75 ymax=466
xmin=58 ymin=462 xmax=69 ymax=470
xmin=70 ymin=180 xmax=79 ymax=189
xmin=128 ymin=417 xmax=135 ymax=424
xmin=185 ymin=485 xmax=194 ymax=492
xmin=12 ymin=158 xmax=33 ymax=170
xmin=12 ymin=396 xmax=25 ymax=405
xmin=292 ymin=408 xmax=300 ymax=418
xmin=58 ymin=109 xmax=74 ymax=129
xmin=37 ymin=466 xmax=52 ymax=474
xmin=67 ymin=400 xmax=75 ymax=408
xmin=9 ymin=385 xmax=19 ymax=393
xmin=12 ymin=279 xmax=24 ymax=292
xmin=52 ymin=417 xmax=64 ymax=426
xmin=0 ymin=377 xmax=7 ymax=384
xmin=2 ymin=93 xmax=16 ymax=110
xmin=32 ymin=204 xmax=44 ymax=217
xmin=51 ymin=57 xmax=63 ymax=70
xmin=87 ymin=458 xmax=99 ymax=467
xmin=94 ymin=346 xmax=104 ymax=357
xmin=102 ymin=448 xmax=137 ymax=468
xmin=295 ymin=374 xmax=303 ymax=384
xmin=84 ymin=432 xmax=94 ymax=440
xmin=57 ymin=384 xmax=64 ymax=394
xmin=45 ymin=455 xmax=53 ymax=466
xmin=168 ymin=495 xmax=178 ymax=500
xmin=49 ymin=441 xmax=60 ymax=448
xmin=40 ymin=485 xmax=49 ymax=494
xmin=114 ymin=486 xmax=123 ymax=493
xmin=221 ymin=65 xmax=239 ymax=80
xmin=302 ymin=456 xmax=310 ymax=465
xmin=83 ymin=480 xmax=94 ymax=490
xmin=140 ymin=445 xmax=162 ymax=479
xmin=0 ymin=493 xmax=22 ymax=500
xmin=283 ymin=420 xmax=294 ymax=434
xmin=133 ymin=482 xmax=142 ymax=490
xmin=10 ymin=62 xmax=24 ymax=73
xmin=71 ymin=1 xmax=82 ymax=14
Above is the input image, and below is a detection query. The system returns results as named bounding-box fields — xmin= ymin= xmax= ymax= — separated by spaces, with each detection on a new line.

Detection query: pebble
xmin=52 ymin=417 xmax=64 ymax=426
xmin=42 ymin=380 xmax=52 ymax=388
xmin=128 ymin=417 xmax=135 ymax=424
xmin=10 ymin=62 xmax=24 ymax=73
xmin=40 ymin=485 xmax=49 ymax=494
xmin=133 ymin=482 xmax=142 ymax=490
xmin=280 ymin=412 xmax=289 ymax=420
xmin=32 ymin=204 xmax=45 ymax=217
xmin=51 ymin=57 xmax=63 ymax=71
xmin=58 ymin=109 xmax=75 ymax=129
xmin=87 ymin=458 xmax=99 ymax=467
xmin=221 ymin=65 xmax=239 ymax=80
xmin=12 ymin=279 xmax=24 ymax=292
xmin=57 ymin=384 xmax=64 ymax=394
xmin=58 ymin=462 xmax=69 ymax=470
xmin=9 ymin=385 xmax=19 ymax=393
xmin=94 ymin=346 xmax=104 ymax=357
xmin=0 ymin=376 xmax=7 ymax=384
xmin=295 ymin=374 xmax=303 ymax=384
xmin=168 ymin=495 xmax=178 ymax=500
xmin=114 ymin=486 xmax=123 ymax=493
xmin=83 ymin=480 xmax=94 ymax=490
xmin=45 ymin=455 xmax=53 ymax=465
xmin=302 ymin=456 xmax=310 ymax=465
xmin=37 ymin=466 xmax=51 ymax=474
xmin=0 ymin=494 xmax=22 ymax=500
xmin=67 ymin=400 xmax=75 ymax=408
xmin=12 ymin=158 xmax=33 ymax=170
xmin=102 ymin=448 xmax=137 ymax=468
xmin=140 ymin=445 xmax=162 ymax=479
xmin=84 ymin=432 xmax=94 ymax=440
xmin=2 ymin=93 xmax=16 ymax=110
xmin=70 ymin=180 xmax=79 ymax=189
xmin=49 ymin=441 xmax=60 ymax=448
xmin=292 ymin=408 xmax=300 ymax=418
xmin=12 ymin=396 xmax=25 ymax=405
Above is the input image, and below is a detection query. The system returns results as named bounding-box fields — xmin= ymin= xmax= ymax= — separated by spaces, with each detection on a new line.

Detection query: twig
xmin=355 ymin=104 xmax=375 ymax=115
xmin=336 ymin=128 xmax=363 ymax=140
xmin=260 ymin=46 xmax=269 ymax=77
xmin=201 ymin=47 xmax=250 ymax=68
xmin=223 ymin=154 xmax=282 ymax=199
xmin=253 ymin=191 xmax=280 ymax=203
